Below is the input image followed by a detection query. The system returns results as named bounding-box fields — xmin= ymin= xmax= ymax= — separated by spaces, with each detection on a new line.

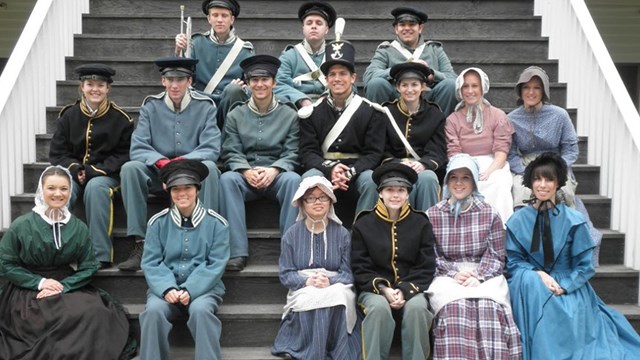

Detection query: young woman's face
xmin=302 ymin=187 xmax=331 ymax=220
xmin=396 ymin=78 xmax=426 ymax=104
xmin=170 ymin=184 xmax=198 ymax=215
xmin=80 ymin=79 xmax=110 ymax=107
xmin=461 ymin=71 xmax=483 ymax=106
xmin=42 ymin=174 xmax=71 ymax=210
xmin=532 ymin=175 xmax=558 ymax=203
xmin=379 ymin=186 xmax=409 ymax=211
xmin=520 ymin=77 xmax=544 ymax=108
xmin=447 ymin=168 xmax=474 ymax=200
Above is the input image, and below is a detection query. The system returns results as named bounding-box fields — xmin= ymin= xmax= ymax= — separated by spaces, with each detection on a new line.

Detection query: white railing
xmin=0 ymin=0 xmax=89 ymax=229
xmin=535 ymin=0 xmax=640 ymax=271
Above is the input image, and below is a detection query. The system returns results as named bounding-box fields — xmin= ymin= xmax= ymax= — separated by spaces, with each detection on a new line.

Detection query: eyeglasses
xmin=303 ymin=195 xmax=331 ymax=204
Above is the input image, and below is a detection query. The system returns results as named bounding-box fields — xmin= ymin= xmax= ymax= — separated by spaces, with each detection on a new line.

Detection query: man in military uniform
xmin=175 ymin=0 xmax=254 ymax=129
xmin=274 ymin=1 xmax=336 ymax=109
xmin=219 ymin=55 xmax=301 ymax=271
xmin=363 ymin=7 xmax=457 ymax=116
xmin=298 ymin=39 xmax=385 ymax=222
xmin=118 ymin=56 xmax=221 ymax=271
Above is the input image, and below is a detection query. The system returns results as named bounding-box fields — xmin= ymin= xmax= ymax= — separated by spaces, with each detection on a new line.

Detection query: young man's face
xmin=394 ymin=20 xmax=424 ymax=47
xmin=161 ymin=76 xmax=192 ymax=105
xmin=326 ymin=65 xmax=356 ymax=98
xmin=248 ymin=76 xmax=276 ymax=102
xmin=207 ymin=7 xmax=235 ymax=36
xmin=302 ymin=15 xmax=329 ymax=43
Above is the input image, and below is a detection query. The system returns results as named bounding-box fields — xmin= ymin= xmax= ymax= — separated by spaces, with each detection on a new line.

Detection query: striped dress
xmin=426 ymin=198 xmax=522 ymax=360
xmin=271 ymin=221 xmax=361 ymax=359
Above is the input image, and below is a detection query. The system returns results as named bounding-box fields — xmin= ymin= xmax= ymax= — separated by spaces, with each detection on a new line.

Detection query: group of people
xmin=1 ymin=0 xmax=639 ymax=359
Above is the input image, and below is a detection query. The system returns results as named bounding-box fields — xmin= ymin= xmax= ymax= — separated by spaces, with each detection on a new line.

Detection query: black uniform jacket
xmin=382 ymin=98 xmax=447 ymax=172
xmin=351 ymin=202 xmax=436 ymax=301
xmin=49 ymin=100 xmax=133 ymax=183
xmin=298 ymin=97 xmax=386 ymax=179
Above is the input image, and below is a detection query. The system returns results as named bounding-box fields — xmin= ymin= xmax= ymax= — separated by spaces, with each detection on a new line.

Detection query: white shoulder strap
xmin=292 ymin=43 xmax=327 ymax=87
xmin=390 ymin=40 xmax=426 ymax=62
xmin=203 ymin=39 xmax=245 ymax=94
xmin=322 ymin=95 xmax=364 ymax=154
xmin=382 ymin=106 xmax=420 ymax=161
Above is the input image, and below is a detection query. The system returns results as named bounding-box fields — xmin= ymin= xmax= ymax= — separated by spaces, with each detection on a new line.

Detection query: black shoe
xmin=99 ymin=261 xmax=113 ymax=269
xmin=117 ymin=241 xmax=144 ymax=271
xmin=225 ymin=256 xmax=247 ymax=271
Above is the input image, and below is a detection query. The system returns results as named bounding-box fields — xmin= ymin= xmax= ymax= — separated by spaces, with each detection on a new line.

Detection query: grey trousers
xmin=139 ymin=289 xmax=223 ymax=360
xmin=70 ymin=176 xmax=119 ymax=263
xmin=358 ymin=292 xmax=434 ymax=360
xmin=410 ymin=169 xmax=441 ymax=212
xmin=120 ymin=160 xmax=220 ymax=238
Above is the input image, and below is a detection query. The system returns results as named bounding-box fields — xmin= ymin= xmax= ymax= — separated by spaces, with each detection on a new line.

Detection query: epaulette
xmin=362 ymin=97 xmax=385 ymax=113
xmin=189 ymin=89 xmax=216 ymax=105
xmin=278 ymin=100 xmax=297 ymax=111
xmin=425 ymin=99 xmax=442 ymax=112
xmin=228 ymin=99 xmax=249 ymax=113
xmin=241 ymin=40 xmax=254 ymax=50
xmin=410 ymin=207 xmax=430 ymax=219
xmin=377 ymin=41 xmax=391 ymax=49
xmin=354 ymin=208 xmax=374 ymax=222
xmin=284 ymin=44 xmax=296 ymax=52
xmin=110 ymin=102 xmax=133 ymax=122
xmin=57 ymin=101 xmax=79 ymax=118
xmin=142 ymin=92 xmax=165 ymax=106
xmin=192 ymin=31 xmax=208 ymax=39
xmin=380 ymin=98 xmax=399 ymax=107
xmin=297 ymin=96 xmax=326 ymax=119
xmin=425 ymin=40 xmax=443 ymax=47
xmin=206 ymin=209 xmax=229 ymax=227
xmin=148 ymin=208 xmax=170 ymax=226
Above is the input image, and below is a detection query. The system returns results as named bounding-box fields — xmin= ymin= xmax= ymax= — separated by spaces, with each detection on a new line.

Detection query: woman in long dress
xmin=445 ymin=67 xmax=514 ymax=224
xmin=0 ymin=166 xmax=135 ymax=360
xmin=272 ymin=176 xmax=360 ymax=359
xmin=426 ymin=153 xmax=522 ymax=359
xmin=506 ymin=152 xmax=640 ymax=359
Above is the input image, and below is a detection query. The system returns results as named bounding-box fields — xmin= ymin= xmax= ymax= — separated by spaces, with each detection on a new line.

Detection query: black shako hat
xmin=320 ymin=40 xmax=355 ymax=75
xmin=74 ymin=63 xmax=116 ymax=84
xmin=155 ymin=56 xmax=199 ymax=77
xmin=160 ymin=159 xmax=209 ymax=190
xmin=391 ymin=7 xmax=428 ymax=25
xmin=372 ymin=162 xmax=418 ymax=191
xmin=240 ymin=54 xmax=281 ymax=79
xmin=298 ymin=1 xmax=337 ymax=28
xmin=201 ymin=0 xmax=240 ymax=17
xmin=390 ymin=62 xmax=433 ymax=84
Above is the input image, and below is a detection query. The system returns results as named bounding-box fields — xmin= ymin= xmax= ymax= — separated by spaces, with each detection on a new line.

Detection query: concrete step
xmin=62 ymin=56 xmax=559 ymax=84
xmin=88 ymin=0 xmax=535 ymax=17
xmin=72 ymin=34 xmax=551 ymax=63
xmin=589 ymin=265 xmax=639 ymax=304
xmin=598 ymin=229 xmax=625 ymax=265
xmin=610 ymin=304 xmax=640 ymax=334
xmin=81 ymin=14 xmax=543 ymax=40
xmin=130 ymin=347 xmax=280 ymax=360
xmin=579 ymin=194 xmax=611 ymax=229
xmin=55 ymin=78 xmax=567 ymax=108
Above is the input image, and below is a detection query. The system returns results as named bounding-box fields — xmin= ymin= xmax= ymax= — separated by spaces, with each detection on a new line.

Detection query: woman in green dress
xmin=0 ymin=166 xmax=135 ymax=360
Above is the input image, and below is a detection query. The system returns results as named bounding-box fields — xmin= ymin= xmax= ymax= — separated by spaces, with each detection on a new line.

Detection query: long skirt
xmin=432 ymin=298 xmax=522 ymax=360
xmin=0 ymin=283 xmax=135 ymax=360
xmin=272 ymin=305 xmax=361 ymax=360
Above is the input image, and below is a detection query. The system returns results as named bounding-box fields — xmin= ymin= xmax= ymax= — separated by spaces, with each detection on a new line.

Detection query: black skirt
xmin=0 ymin=282 xmax=136 ymax=360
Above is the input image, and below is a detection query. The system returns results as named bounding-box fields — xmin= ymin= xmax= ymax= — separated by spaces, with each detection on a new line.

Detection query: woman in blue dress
xmin=272 ymin=176 xmax=360 ymax=359
xmin=506 ymin=152 xmax=640 ymax=359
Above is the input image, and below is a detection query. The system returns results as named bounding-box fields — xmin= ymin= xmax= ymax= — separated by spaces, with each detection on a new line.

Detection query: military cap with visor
xmin=155 ymin=56 xmax=199 ymax=77
xmin=240 ymin=54 xmax=281 ymax=79
xmin=391 ymin=7 xmax=428 ymax=25
xmin=320 ymin=40 xmax=355 ymax=75
xmin=201 ymin=0 xmax=240 ymax=17
xmin=298 ymin=1 xmax=337 ymax=28
xmin=160 ymin=159 xmax=210 ymax=190
xmin=390 ymin=62 xmax=433 ymax=84
xmin=74 ymin=63 xmax=116 ymax=84
xmin=372 ymin=162 xmax=418 ymax=192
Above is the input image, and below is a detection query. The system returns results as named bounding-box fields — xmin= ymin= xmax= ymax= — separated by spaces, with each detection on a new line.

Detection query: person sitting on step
xmin=139 ymin=159 xmax=229 ymax=360
xmin=219 ymin=54 xmax=301 ymax=272
xmin=274 ymin=1 xmax=337 ymax=109
xmin=363 ymin=6 xmax=457 ymax=116
xmin=175 ymin=0 xmax=254 ymax=130
xmin=119 ymin=56 xmax=221 ymax=271
xmin=49 ymin=63 xmax=134 ymax=269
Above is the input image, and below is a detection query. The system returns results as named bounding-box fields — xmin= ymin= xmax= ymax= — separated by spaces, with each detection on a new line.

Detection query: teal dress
xmin=0 ymin=212 xmax=134 ymax=360
xmin=506 ymin=204 xmax=640 ymax=359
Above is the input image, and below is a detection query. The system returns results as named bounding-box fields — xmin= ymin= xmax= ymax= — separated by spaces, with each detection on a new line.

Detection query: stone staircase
xmin=2 ymin=0 xmax=640 ymax=358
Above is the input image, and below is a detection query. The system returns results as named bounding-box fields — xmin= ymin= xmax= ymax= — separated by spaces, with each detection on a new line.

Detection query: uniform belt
xmin=324 ymin=152 xmax=360 ymax=160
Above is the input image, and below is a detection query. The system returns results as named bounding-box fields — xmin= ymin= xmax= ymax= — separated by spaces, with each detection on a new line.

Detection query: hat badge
xmin=330 ymin=42 xmax=345 ymax=60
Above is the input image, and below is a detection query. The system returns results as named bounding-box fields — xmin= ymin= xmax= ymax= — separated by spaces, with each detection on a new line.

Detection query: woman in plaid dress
xmin=426 ymin=154 xmax=522 ymax=359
